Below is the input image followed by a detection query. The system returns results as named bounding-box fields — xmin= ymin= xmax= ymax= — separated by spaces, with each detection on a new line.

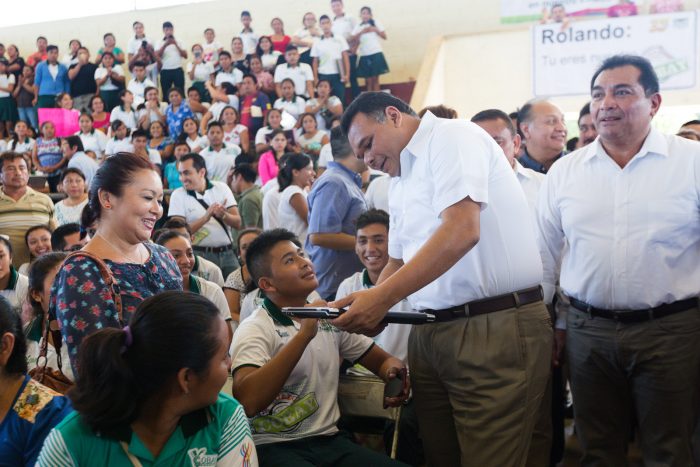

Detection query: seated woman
xmin=49 ymin=153 xmax=182 ymax=372
xmin=155 ymin=230 xmax=230 ymax=322
xmin=24 ymin=252 xmax=74 ymax=381
xmin=179 ymin=116 xmax=208 ymax=153
xmin=219 ymin=106 xmax=249 ymax=154
xmin=254 ymin=108 xmax=295 ymax=155
xmin=304 ymin=79 xmax=343 ymax=132
xmin=104 ymin=120 xmax=133 ymax=157
xmin=88 ymin=95 xmax=110 ymax=133
xmin=0 ymin=296 xmax=73 ymax=466
xmin=230 ymin=229 xmax=408 ymax=467
xmin=223 ymin=228 xmax=261 ymax=324
xmin=258 ymin=129 xmax=290 ymax=186
xmin=0 ymin=237 xmax=28 ymax=313
xmin=37 ymin=291 xmax=258 ymax=466
xmin=296 ymin=112 xmax=329 ymax=168
xmin=147 ymin=120 xmax=174 ymax=161
xmin=54 ymin=168 xmax=89 ymax=227
xmin=273 ymin=78 xmax=306 ymax=120
xmin=18 ymin=225 xmax=53 ymax=275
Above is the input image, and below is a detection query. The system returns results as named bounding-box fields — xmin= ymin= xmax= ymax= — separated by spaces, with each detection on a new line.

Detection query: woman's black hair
xmin=265 ymin=108 xmax=283 ymax=129
xmin=178 ymin=116 xmax=199 ymax=139
xmin=81 ymin=153 xmax=156 ymax=229
xmin=154 ymin=229 xmax=189 ymax=246
xmin=110 ymin=119 xmax=126 ymax=134
xmin=59 ymin=167 xmax=86 ymax=184
xmin=69 ymin=291 xmax=222 ymax=433
xmin=149 ymin=119 xmax=169 ymax=138
xmin=277 ymin=153 xmax=311 ymax=192
xmin=0 ymin=236 xmax=13 ymax=258
xmin=0 ymin=296 xmax=27 ymax=375
xmin=218 ymin=106 xmax=239 ymax=125
xmin=255 ymin=36 xmax=273 ymax=57
xmin=26 ymin=252 xmax=67 ymax=324
xmin=299 ymin=112 xmax=317 ymax=132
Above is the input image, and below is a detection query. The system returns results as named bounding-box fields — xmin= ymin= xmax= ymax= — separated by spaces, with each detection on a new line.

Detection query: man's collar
xmin=403 ymin=111 xmax=439 ymax=160
xmin=327 ymin=161 xmax=362 ymax=187
xmin=262 ymin=294 xmax=294 ymax=326
xmin=240 ymin=185 xmax=259 ymax=197
xmin=208 ymin=144 xmax=226 ymax=152
xmin=186 ymin=178 xmax=213 ymax=196
xmin=514 ymin=159 xmax=534 ymax=179
xmin=361 ymin=269 xmax=374 ymax=288
xmin=189 ymin=274 xmax=201 ymax=295
xmin=590 ymin=127 xmax=668 ymax=164
xmin=519 ymin=148 xmax=564 ymax=174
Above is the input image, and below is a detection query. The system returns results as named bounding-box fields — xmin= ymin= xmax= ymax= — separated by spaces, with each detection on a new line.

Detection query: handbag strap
xmin=65 ymin=250 xmax=124 ymax=324
xmin=120 ymin=442 xmax=144 ymax=467
xmin=186 ymin=190 xmax=233 ymax=243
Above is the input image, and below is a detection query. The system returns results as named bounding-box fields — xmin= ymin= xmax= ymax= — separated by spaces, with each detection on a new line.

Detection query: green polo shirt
xmin=36 ymin=393 xmax=258 ymax=466
xmin=237 ymin=185 xmax=263 ymax=230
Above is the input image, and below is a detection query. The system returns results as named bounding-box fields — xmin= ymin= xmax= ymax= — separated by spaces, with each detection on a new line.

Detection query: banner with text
xmin=531 ymin=10 xmax=697 ymax=96
xmin=502 ymin=0 xmax=617 ymax=23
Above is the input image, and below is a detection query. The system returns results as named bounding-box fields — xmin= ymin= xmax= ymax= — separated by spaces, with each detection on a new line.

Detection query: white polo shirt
xmin=104 ymin=138 xmax=134 ymax=157
xmin=94 ymin=65 xmax=125 ymax=91
xmin=67 ymin=152 xmax=98 ymax=189
xmin=273 ymin=97 xmax=306 ymax=120
xmin=537 ymin=129 xmax=700 ymax=315
xmin=193 ymin=255 xmax=225 ymax=287
xmin=389 ymin=112 xmax=543 ymax=310
xmin=155 ymin=38 xmax=186 ymax=70
xmin=192 ymin=274 xmax=230 ymax=320
xmin=168 ymin=180 xmax=237 ymax=247
xmin=365 ymin=174 xmax=390 ymax=213
xmin=215 ymin=68 xmax=244 ymax=87
xmin=127 ymin=36 xmax=153 ymax=56
xmin=109 ymin=107 xmax=137 ymax=129
xmin=199 ymin=144 xmax=241 ymax=183
xmin=76 ymin=131 xmax=108 ymax=160
xmin=231 ymin=298 xmax=373 ymax=445
xmin=262 ymin=178 xmax=281 ymax=230
xmin=332 ymin=15 xmax=357 ymax=42
xmin=239 ymin=31 xmax=259 ymax=55
xmin=127 ymin=78 xmax=156 ymax=107
xmin=514 ymin=160 xmax=545 ymax=219
xmin=311 ymin=36 xmax=349 ymax=75
xmin=274 ymin=63 xmax=314 ymax=98
xmin=336 ymin=270 xmax=413 ymax=363
xmin=351 ymin=21 xmax=386 ymax=56
xmin=186 ymin=62 xmax=215 ymax=82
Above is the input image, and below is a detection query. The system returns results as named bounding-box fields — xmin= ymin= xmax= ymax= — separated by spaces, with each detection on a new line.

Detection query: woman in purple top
xmin=49 ymin=153 xmax=181 ymax=372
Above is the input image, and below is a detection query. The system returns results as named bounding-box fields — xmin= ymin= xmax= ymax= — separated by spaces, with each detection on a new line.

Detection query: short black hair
xmin=418 ymin=104 xmax=458 ymax=119
xmin=330 ymin=126 xmax=353 ymax=160
xmin=233 ymin=163 xmax=257 ymax=183
xmin=566 ymin=137 xmax=579 ymax=152
xmin=154 ymin=229 xmax=189 ymax=246
xmin=241 ymin=10 xmax=251 ymax=17
xmin=242 ymin=73 xmax=258 ymax=84
xmin=356 ymin=208 xmax=389 ymax=232
xmin=132 ymin=60 xmax=147 ymax=69
xmin=0 ymin=296 xmax=27 ymax=375
xmin=517 ymin=100 xmax=536 ymax=127
xmin=246 ymin=229 xmax=301 ymax=285
xmin=341 ymin=92 xmax=417 ymax=136
xmin=64 ymin=135 xmax=84 ymax=152
xmin=46 ymin=45 xmax=58 ymax=53
xmin=471 ymin=108 xmax=516 ymax=138
xmin=320 ymin=14 xmax=331 ymax=22
xmin=131 ymin=128 xmax=148 ymax=140
xmin=51 ymin=223 xmax=81 ymax=251
xmin=220 ymin=82 xmax=237 ymax=95
xmin=590 ymin=54 xmax=659 ymax=97
xmin=219 ymin=50 xmax=231 ymax=59
xmin=285 ymin=44 xmax=298 ymax=53
xmin=681 ymin=119 xmax=700 ymax=128
xmin=179 ymin=152 xmax=207 ymax=174
xmin=60 ymin=167 xmax=86 ymax=183
xmin=578 ymin=102 xmax=591 ymax=122
xmin=207 ymin=121 xmax=223 ymax=133
xmin=163 ymin=217 xmax=192 ymax=235
xmin=168 ymin=87 xmax=185 ymax=98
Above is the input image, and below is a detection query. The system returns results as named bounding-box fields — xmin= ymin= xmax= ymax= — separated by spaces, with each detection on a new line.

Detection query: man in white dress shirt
xmin=335 ymin=92 xmax=552 ymax=467
xmin=537 ymin=54 xmax=700 ymax=466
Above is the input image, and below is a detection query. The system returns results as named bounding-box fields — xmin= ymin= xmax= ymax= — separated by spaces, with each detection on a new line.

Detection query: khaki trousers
xmin=408 ymin=301 xmax=553 ymax=467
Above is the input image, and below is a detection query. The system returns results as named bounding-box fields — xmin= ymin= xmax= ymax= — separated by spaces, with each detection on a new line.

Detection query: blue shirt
xmin=305 ymin=161 xmax=367 ymax=299
xmin=0 ymin=375 xmax=73 ymax=466
xmin=165 ymin=102 xmax=194 ymax=139
xmin=518 ymin=148 xmax=565 ymax=174
xmin=34 ymin=61 xmax=70 ymax=96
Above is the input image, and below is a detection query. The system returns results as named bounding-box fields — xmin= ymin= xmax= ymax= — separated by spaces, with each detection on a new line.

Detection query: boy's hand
xmin=298 ymin=318 xmax=318 ymax=341
xmin=383 ymin=367 xmax=410 ymax=408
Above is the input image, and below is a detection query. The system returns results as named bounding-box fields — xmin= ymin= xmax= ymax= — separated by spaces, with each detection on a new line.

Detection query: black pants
xmin=160 ymin=68 xmax=184 ymax=102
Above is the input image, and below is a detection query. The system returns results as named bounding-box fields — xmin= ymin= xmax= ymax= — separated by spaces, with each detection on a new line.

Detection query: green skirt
xmin=99 ymin=89 xmax=121 ymax=112
xmin=357 ymin=52 xmax=389 ymax=78
xmin=0 ymin=96 xmax=17 ymax=120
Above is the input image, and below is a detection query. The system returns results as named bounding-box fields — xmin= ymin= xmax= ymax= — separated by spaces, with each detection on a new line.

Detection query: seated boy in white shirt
xmin=230 ymin=228 xmax=410 ymax=467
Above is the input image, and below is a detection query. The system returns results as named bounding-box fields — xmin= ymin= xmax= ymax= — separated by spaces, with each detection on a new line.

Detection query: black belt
xmin=192 ymin=244 xmax=233 ymax=254
xmin=569 ymin=297 xmax=698 ymax=323
xmin=428 ymin=286 xmax=543 ymax=323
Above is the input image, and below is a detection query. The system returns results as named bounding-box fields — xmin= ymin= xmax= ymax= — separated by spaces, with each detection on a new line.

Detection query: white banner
xmin=502 ymin=0 xmax=617 ymax=23
xmin=531 ymin=11 xmax=697 ymax=96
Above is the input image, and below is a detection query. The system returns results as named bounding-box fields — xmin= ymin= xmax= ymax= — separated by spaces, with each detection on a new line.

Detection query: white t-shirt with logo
xmin=231 ymin=303 xmax=373 ymax=445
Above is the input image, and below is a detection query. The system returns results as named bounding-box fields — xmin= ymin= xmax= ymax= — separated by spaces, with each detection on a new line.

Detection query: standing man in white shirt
xmin=239 ymin=11 xmax=259 ymax=56
xmin=168 ymin=152 xmax=241 ymax=277
xmin=335 ymin=92 xmax=552 ymax=467
xmin=273 ymin=45 xmax=314 ymax=99
xmin=155 ymin=21 xmax=187 ymax=102
xmin=330 ymin=0 xmax=359 ymax=103
xmin=537 ymin=54 xmax=700 ymax=467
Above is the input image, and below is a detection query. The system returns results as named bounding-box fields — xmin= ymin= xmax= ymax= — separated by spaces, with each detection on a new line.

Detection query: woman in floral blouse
xmin=49 ymin=153 xmax=182 ymax=372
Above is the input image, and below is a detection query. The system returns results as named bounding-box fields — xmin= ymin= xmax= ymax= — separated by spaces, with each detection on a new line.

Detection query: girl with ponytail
xmin=37 ymin=291 xmax=258 ymax=466
xmin=50 ymin=152 xmax=182 ymax=374
xmin=276 ymin=153 xmax=315 ymax=245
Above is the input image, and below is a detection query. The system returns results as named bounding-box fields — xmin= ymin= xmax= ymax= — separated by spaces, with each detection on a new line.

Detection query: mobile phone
xmin=194 ymin=51 xmax=202 ymax=59
xmin=383 ymin=368 xmax=407 ymax=398
xmin=142 ymin=40 xmax=148 ymax=48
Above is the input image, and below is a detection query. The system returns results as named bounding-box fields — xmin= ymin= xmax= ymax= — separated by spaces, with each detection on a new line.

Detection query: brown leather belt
xmin=428 ymin=286 xmax=544 ymax=322
xmin=192 ymin=244 xmax=233 ymax=254
xmin=569 ymin=297 xmax=698 ymax=323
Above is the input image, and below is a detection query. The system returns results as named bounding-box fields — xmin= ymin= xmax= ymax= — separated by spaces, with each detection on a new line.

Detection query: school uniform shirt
xmin=156 ymin=38 xmax=186 ymax=70
xmin=336 ymin=270 xmax=413 ymax=363
xmin=231 ymin=297 xmax=374 ymax=445
xmin=127 ymin=36 xmax=153 ymax=56
xmin=186 ymin=135 xmax=209 ymax=152
xmin=94 ymin=65 xmax=125 ymax=91
xmin=389 ymin=112 xmax=543 ymax=310
xmin=168 ymin=180 xmax=237 ymax=247
xmin=332 ymin=15 xmax=358 ymax=43
xmin=293 ymin=28 xmax=320 ymax=55
xmin=77 ymin=130 xmax=108 ymax=160
xmin=311 ymin=36 xmax=349 ymax=75
xmin=259 ymin=52 xmax=282 ymax=72
xmin=1 ymin=375 xmax=73 ymax=467
xmin=317 ymin=143 xmax=332 ymax=169
xmin=8 ymin=137 xmax=35 ymax=154
xmin=273 ymin=63 xmax=314 ymax=98
xmin=273 ymin=97 xmax=306 ymax=120
xmin=365 ymin=174 xmax=390 ymax=213
xmin=104 ymin=138 xmax=134 ymax=157
xmin=208 ymin=96 xmax=240 ymax=121
xmin=109 ymin=106 xmax=137 ymax=129
xmin=199 ymin=144 xmax=241 ymax=183
xmin=514 ymin=160 xmax=545 ymax=219
xmin=352 ymin=21 xmax=386 ymax=56
xmin=215 ymin=68 xmax=244 ymax=87
xmin=186 ymin=62 xmax=215 ymax=82
xmin=190 ymin=274 xmax=230 ymax=320
xmin=193 ymin=255 xmax=225 ymax=287
xmin=0 ymin=266 xmax=28 ymax=312
xmin=537 ymin=129 xmax=700 ymax=327
xmin=36 ymin=393 xmax=257 ymax=467
xmin=261 ymin=179 xmax=281 ymax=230
xmin=278 ymin=185 xmax=309 ymax=246
xmin=145 ymin=148 xmax=162 ymax=166
xmin=240 ymin=31 xmax=259 ymax=55
xmin=126 ymin=77 xmax=156 ymax=107
xmin=67 ymin=151 xmax=99 ymax=189
xmin=0 ymin=74 xmax=15 ymax=97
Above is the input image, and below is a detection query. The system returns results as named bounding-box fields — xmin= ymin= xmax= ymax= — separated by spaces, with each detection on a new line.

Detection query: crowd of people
xmin=0 ymin=2 xmax=699 ymax=466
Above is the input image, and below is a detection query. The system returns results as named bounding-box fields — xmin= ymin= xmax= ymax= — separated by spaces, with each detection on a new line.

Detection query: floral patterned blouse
xmin=49 ymin=242 xmax=182 ymax=371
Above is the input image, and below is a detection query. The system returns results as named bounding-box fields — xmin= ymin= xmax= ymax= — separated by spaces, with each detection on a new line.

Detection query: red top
xmin=271 ymin=36 xmax=291 ymax=54
xmin=93 ymin=112 xmax=111 ymax=132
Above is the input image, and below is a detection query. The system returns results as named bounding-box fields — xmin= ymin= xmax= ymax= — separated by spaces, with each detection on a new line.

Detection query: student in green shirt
xmin=37 ymin=291 xmax=258 ymax=466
